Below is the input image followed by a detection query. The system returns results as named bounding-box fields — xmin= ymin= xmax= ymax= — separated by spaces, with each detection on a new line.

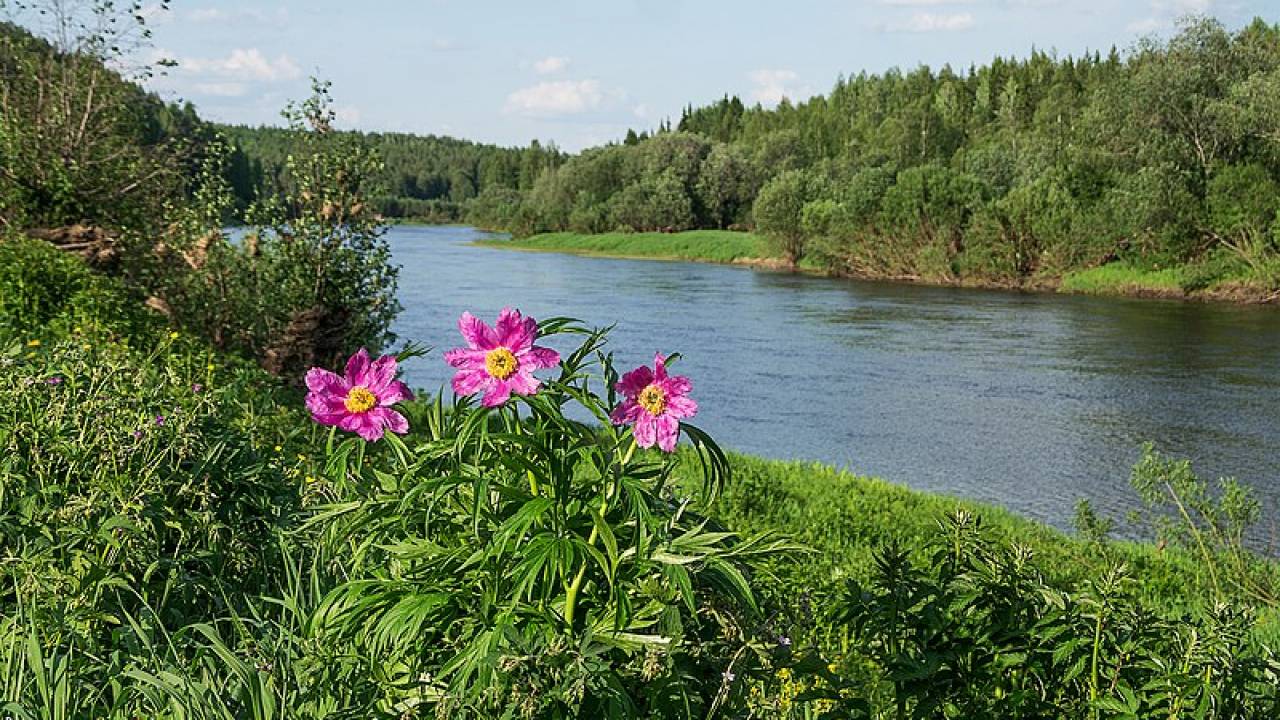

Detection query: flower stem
xmin=563 ymin=439 xmax=636 ymax=628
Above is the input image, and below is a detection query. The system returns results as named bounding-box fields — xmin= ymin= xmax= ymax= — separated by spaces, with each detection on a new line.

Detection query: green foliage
xmin=0 ymin=234 xmax=152 ymax=339
xmin=0 ymin=9 xmax=193 ymax=233
xmin=821 ymin=514 xmax=1280 ymax=718
xmin=1127 ymin=444 xmax=1276 ymax=606
xmin=299 ymin=325 xmax=791 ymax=717
xmin=754 ymin=170 xmax=820 ymax=264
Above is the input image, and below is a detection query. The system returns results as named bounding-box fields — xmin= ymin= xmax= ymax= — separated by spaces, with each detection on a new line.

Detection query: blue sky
xmin=128 ymin=0 xmax=1274 ymax=151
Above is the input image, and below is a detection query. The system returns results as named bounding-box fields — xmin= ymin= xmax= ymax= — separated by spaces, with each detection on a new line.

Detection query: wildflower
xmin=132 ymin=429 xmax=144 ymax=439
xmin=169 ymin=331 xmax=180 ymax=340
xmin=723 ymin=669 xmax=736 ymax=683
xmin=206 ymin=363 xmax=215 ymax=371
xmin=154 ymin=414 xmax=166 ymax=426
xmin=274 ymin=445 xmax=283 ymax=453
xmin=191 ymin=383 xmax=204 ymax=393
xmin=26 ymin=339 xmax=39 ymax=348
xmin=45 ymin=376 xmax=62 ymax=386
xmin=305 ymin=475 xmax=318 ymax=484
xmin=305 ymin=348 xmax=414 ymax=442
xmin=777 ymin=635 xmax=792 ymax=648
xmin=610 ymin=352 xmax=697 ymax=452
xmin=444 ymin=308 xmax=560 ymax=407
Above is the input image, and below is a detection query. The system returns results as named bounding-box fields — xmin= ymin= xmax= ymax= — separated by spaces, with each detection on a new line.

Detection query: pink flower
xmin=444 ymin=308 xmax=560 ymax=407
xmin=305 ymin=348 xmax=414 ymax=441
xmin=610 ymin=352 xmax=697 ymax=452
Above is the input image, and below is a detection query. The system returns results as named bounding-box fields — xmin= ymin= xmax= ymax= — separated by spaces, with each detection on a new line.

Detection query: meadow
xmin=5 ymin=229 xmax=1280 ymax=717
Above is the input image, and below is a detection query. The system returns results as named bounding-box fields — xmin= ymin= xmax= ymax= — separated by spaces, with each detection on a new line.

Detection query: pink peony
xmin=305 ymin=348 xmax=414 ymax=441
xmin=610 ymin=352 xmax=697 ymax=452
xmin=444 ymin=308 xmax=560 ymax=407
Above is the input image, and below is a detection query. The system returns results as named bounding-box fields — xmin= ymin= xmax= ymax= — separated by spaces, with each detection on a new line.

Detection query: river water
xmin=388 ymin=225 xmax=1280 ymax=539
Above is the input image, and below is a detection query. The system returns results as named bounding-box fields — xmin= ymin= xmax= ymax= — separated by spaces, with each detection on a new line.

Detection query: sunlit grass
xmin=1060 ymin=262 xmax=1189 ymax=296
xmin=478 ymin=229 xmax=771 ymax=264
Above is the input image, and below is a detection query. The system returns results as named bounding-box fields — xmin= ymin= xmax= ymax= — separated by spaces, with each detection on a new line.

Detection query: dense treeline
xmin=490 ymin=17 xmax=1280 ymax=290
xmin=220 ymin=124 xmax=564 ymax=222
xmin=0 ymin=19 xmax=210 ymax=232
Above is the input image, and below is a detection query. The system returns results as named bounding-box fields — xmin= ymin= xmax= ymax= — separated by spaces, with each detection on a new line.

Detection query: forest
xmin=224 ymin=17 xmax=1280 ymax=292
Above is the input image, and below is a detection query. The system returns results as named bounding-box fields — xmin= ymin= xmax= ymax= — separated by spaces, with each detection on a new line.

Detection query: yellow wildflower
xmin=26 ymin=339 xmax=40 ymax=347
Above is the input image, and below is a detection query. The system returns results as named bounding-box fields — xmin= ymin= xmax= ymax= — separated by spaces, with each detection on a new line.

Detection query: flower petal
xmin=495 ymin=307 xmax=537 ymax=352
xmin=452 ymin=368 xmax=490 ymax=397
xmin=364 ymin=354 xmax=399 ymax=393
xmin=610 ymin=400 xmax=643 ymax=426
xmin=340 ymin=411 xmax=384 ymax=441
xmin=659 ymin=374 xmax=692 ymax=398
xmin=345 ymin=348 xmax=372 ymax=387
xmin=378 ymin=379 xmax=414 ymax=406
xmin=616 ymin=366 xmax=654 ymax=398
xmin=481 ymin=379 xmax=512 ymax=407
xmin=633 ymin=413 xmax=658 ymax=448
xmin=459 ymin=312 xmax=498 ymax=350
xmin=522 ymin=345 xmax=560 ymax=371
xmin=305 ymin=367 xmax=348 ymax=395
xmin=665 ymin=394 xmax=698 ymax=420
xmin=655 ymin=414 xmax=679 ymax=452
xmin=444 ymin=347 xmax=487 ymax=368
xmin=372 ymin=407 xmax=409 ymax=435
xmin=306 ymin=392 xmax=348 ymax=426
xmin=507 ymin=369 xmax=540 ymax=397
xmin=652 ymin=352 xmax=668 ymax=382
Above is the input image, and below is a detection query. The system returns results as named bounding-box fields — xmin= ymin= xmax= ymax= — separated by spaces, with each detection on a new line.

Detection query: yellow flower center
xmin=344 ymin=386 xmax=377 ymax=413
xmin=485 ymin=347 xmax=518 ymax=380
xmin=638 ymin=384 xmax=667 ymax=416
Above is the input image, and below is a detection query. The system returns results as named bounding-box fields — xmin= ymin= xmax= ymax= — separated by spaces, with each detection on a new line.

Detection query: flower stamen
xmin=485 ymin=347 xmax=518 ymax=380
xmin=344 ymin=386 xmax=377 ymax=413
xmin=638 ymin=384 xmax=667 ymax=416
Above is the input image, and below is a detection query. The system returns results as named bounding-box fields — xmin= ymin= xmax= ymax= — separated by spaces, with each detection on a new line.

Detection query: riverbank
xmin=482 ymin=230 xmax=1280 ymax=304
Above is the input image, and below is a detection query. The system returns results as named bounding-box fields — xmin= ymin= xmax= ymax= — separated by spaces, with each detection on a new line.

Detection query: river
xmin=388 ymin=225 xmax=1280 ymax=540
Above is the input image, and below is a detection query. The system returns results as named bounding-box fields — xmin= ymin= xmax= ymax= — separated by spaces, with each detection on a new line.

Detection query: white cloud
xmin=1129 ymin=0 xmax=1216 ymax=35
xmin=885 ymin=12 xmax=975 ymax=32
xmin=747 ymin=69 xmax=809 ymax=107
xmin=192 ymin=82 xmax=247 ymax=97
xmin=177 ymin=48 xmax=302 ymax=82
xmin=505 ymin=80 xmax=604 ymax=116
xmin=187 ymin=6 xmax=289 ymax=25
xmin=1127 ymin=17 xmax=1163 ymax=32
xmin=533 ymin=56 xmax=570 ymax=75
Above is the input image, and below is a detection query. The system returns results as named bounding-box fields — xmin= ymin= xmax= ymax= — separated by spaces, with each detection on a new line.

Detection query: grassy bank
xmin=478 ymin=229 xmax=772 ymax=265
xmin=485 ymin=229 xmax=1280 ymax=303
xmin=675 ymin=455 xmax=1280 ymax=639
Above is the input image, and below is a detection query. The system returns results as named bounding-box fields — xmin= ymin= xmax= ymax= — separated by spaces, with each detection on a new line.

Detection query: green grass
xmin=1060 ymin=262 xmax=1190 ymax=296
xmin=478 ymin=229 xmax=771 ymax=264
xmin=675 ymin=453 xmax=1280 ymax=641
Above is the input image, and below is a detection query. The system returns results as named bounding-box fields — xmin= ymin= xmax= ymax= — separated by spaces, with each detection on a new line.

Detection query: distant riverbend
xmin=392 ymin=225 xmax=1280 ymax=536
